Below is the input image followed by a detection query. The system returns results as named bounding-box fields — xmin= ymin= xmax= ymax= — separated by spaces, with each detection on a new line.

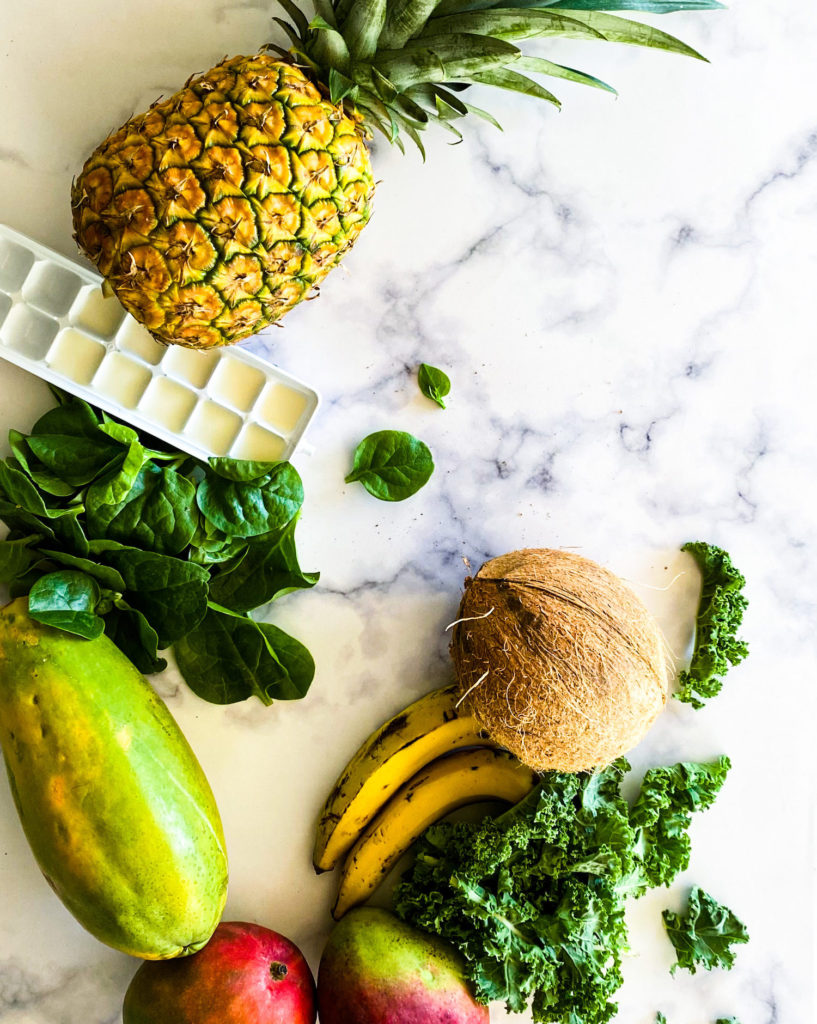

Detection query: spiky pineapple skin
xmin=71 ymin=55 xmax=375 ymax=349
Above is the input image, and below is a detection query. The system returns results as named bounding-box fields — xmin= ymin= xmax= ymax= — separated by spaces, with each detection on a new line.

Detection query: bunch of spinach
xmin=394 ymin=756 xmax=731 ymax=1024
xmin=0 ymin=389 xmax=318 ymax=706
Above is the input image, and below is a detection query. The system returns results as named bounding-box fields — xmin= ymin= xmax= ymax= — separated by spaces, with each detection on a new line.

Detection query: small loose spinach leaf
xmin=175 ymin=607 xmax=315 ymax=705
xmin=197 ymin=460 xmax=303 ymax=537
xmin=676 ymin=542 xmax=749 ymax=708
xmin=209 ymin=516 xmax=319 ymax=612
xmin=104 ymin=598 xmax=167 ymax=674
xmin=94 ymin=544 xmax=209 ymax=647
xmin=662 ymin=886 xmax=749 ymax=975
xmin=418 ymin=363 xmax=451 ymax=409
xmin=345 ymin=430 xmax=434 ymax=501
xmin=0 ymin=535 xmax=42 ymax=583
xmin=86 ymin=463 xmax=198 ymax=554
xmin=28 ymin=570 xmax=105 ymax=639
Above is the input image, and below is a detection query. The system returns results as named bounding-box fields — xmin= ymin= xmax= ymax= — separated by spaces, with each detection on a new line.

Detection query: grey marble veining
xmin=1 ymin=0 xmax=815 ymax=1021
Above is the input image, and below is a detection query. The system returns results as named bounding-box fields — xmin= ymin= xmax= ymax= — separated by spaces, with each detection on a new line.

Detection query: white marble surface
xmin=1 ymin=1 xmax=815 ymax=1021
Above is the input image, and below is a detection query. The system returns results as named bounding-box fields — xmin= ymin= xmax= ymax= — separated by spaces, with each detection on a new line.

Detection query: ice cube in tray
xmin=0 ymin=223 xmax=320 ymax=462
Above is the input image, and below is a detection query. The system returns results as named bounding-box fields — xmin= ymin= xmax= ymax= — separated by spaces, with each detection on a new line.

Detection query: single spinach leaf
xmin=28 ymin=570 xmax=105 ymax=639
xmin=0 ymin=535 xmax=42 ymax=583
xmin=95 ymin=545 xmax=209 ymax=647
xmin=197 ymin=460 xmax=303 ymax=537
xmin=86 ymin=463 xmax=198 ymax=554
xmin=418 ymin=363 xmax=451 ymax=409
xmin=104 ymin=599 xmax=167 ymax=674
xmin=345 ymin=430 xmax=434 ymax=501
xmin=174 ymin=607 xmax=315 ymax=705
xmin=662 ymin=887 xmax=749 ymax=975
xmin=208 ymin=516 xmax=319 ymax=612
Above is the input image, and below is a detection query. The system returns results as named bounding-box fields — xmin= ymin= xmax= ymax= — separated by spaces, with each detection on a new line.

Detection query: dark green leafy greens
xmin=345 ymin=430 xmax=434 ymax=501
xmin=677 ymin=541 xmax=749 ymax=708
xmin=417 ymin=363 xmax=451 ymax=409
xmin=0 ymin=390 xmax=318 ymax=707
xmin=394 ymin=756 xmax=731 ymax=1024
xmin=28 ymin=570 xmax=105 ymax=640
xmin=662 ymin=886 xmax=749 ymax=975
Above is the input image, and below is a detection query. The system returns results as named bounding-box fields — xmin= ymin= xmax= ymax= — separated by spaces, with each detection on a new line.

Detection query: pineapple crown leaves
xmin=270 ymin=0 xmax=725 ymax=150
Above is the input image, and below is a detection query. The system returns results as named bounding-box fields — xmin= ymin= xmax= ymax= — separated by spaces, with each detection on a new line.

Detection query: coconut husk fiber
xmin=450 ymin=548 xmax=668 ymax=772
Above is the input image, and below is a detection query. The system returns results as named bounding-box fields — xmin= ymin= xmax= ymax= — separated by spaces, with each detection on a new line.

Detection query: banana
xmin=332 ymin=747 xmax=539 ymax=919
xmin=314 ymin=684 xmax=494 ymax=873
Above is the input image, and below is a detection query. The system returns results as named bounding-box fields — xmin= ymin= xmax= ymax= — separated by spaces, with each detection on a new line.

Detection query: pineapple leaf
xmin=307 ymin=17 xmax=352 ymax=71
xmin=397 ymin=116 xmax=429 ymax=158
xmin=422 ymin=8 xmax=608 ymax=42
xmin=515 ymin=54 xmax=616 ymax=92
xmin=372 ymin=33 xmax=521 ymax=89
xmin=543 ymin=8 xmax=710 ymax=57
xmin=343 ymin=0 xmax=389 ymax=59
xmin=372 ymin=66 xmax=400 ymax=101
xmin=313 ymin=0 xmax=339 ymax=26
xmin=329 ymin=66 xmax=360 ymax=102
xmin=464 ymin=102 xmax=504 ymax=129
xmin=308 ymin=14 xmax=336 ymax=30
xmin=432 ymin=84 xmax=470 ymax=114
xmin=538 ymin=0 xmax=725 ymax=10
xmin=379 ymin=0 xmax=442 ymax=48
xmin=397 ymin=92 xmax=432 ymax=123
xmin=471 ymin=67 xmax=561 ymax=105
xmin=334 ymin=0 xmax=356 ymax=26
xmin=277 ymin=0 xmax=310 ymax=37
xmin=273 ymin=16 xmax=304 ymax=47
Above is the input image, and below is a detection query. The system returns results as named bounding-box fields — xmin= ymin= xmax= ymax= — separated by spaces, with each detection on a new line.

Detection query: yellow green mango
xmin=0 ymin=597 xmax=228 ymax=958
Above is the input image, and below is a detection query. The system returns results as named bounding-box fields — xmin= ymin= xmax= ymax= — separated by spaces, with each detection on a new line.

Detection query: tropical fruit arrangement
xmin=0 ymin=0 xmax=756 ymax=1019
xmin=71 ymin=0 xmax=722 ymax=348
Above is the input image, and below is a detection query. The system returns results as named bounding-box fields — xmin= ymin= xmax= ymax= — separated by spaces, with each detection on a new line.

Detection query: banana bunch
xmin=314 ymin=685 xmax=539 ymax=919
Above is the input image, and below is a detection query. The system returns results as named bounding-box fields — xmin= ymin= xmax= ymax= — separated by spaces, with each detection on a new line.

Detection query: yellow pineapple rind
xmin=72 ymin=55 xmax=376 ymax=349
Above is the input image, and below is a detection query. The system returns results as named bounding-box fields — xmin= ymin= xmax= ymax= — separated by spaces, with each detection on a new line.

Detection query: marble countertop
xmin=1 ymin=1 xmax=814 ymax=1022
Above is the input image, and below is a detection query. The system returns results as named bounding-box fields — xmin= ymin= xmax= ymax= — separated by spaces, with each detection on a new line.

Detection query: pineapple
xmin=72 ymin=0 xmax=721 ymax=349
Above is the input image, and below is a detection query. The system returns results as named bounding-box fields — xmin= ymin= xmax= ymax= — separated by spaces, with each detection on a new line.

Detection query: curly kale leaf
xmin=677 ymin=541 xmax=749 ymax=708
xmin=626 ymin=757 xmax=731 ymax=893
xmin=394 ymin=757 xmax=729 ymax=1024
xmin=663 ymin=886 xmax=749 ymax=975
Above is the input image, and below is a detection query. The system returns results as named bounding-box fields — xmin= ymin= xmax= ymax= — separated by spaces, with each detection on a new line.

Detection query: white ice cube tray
xmin=0 ymin=224 xmax=319 ymax=462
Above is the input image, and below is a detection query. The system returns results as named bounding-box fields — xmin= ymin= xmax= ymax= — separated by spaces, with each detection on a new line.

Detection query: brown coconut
xmin=450 ymin=548 xmax=668 ymax=772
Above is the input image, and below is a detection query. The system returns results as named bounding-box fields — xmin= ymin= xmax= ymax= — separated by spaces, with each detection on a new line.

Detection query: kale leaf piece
xmin=394 ymin=757 xmax=730 ymax=1024
xmin=662 ymin=886 xmax=749 ymax=975
xmin=677 ymin=541 xmax=749 ymax=708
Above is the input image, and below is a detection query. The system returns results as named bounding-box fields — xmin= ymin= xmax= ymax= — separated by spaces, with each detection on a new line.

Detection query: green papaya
xmin=0 ymin=597 xmax=228 ymax=958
